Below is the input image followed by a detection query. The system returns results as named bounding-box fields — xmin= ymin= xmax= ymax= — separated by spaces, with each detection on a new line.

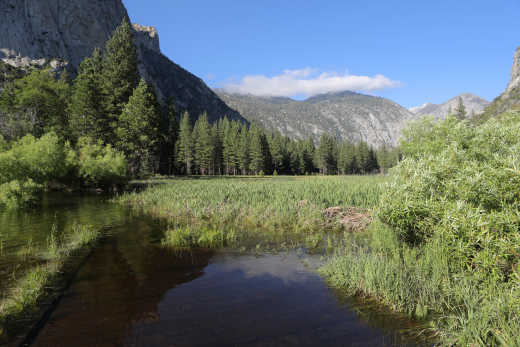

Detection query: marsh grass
xmin=120 ymin=176 xmax=385 ymax=248
xmin=0 ymin=223 xmax=101 ymax=343
xmin=321 ymin=222 xmax=520 ymax=346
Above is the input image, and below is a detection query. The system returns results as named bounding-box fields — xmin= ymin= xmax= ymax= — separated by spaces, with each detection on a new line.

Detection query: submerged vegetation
xmin=0 ymin=223 xmax=101 ymax=343
xmin=322 ymin=112 xmax=520 ymax=346
xmin=120 ymin=176 xmax=384 ymax=248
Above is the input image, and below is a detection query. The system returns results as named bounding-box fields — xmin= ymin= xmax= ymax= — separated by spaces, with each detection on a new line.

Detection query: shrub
xmin=73 ymin=137 xmax=128 ymax=189
xmin=0 ymin=132 xmax=68 ymax=185
xmin=379 ymin=112 xmax=520 ymax=280
xmin=0 ymin=179 xmax=41 ymax=209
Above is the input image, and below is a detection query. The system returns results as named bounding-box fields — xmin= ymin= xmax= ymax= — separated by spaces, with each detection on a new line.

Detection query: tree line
xmin=0 ymin=19 xmax=400 ymax=179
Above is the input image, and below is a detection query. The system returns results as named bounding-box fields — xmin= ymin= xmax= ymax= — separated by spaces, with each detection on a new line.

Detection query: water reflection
xmin=35 ymin=242 xmax=418 ymax=346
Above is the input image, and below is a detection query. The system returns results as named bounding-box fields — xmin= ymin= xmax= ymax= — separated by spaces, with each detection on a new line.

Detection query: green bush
xmin=72 ymin=137 xmax=128 ymax=188
xmin=0 ymin=179 xmax=41 ymax=209
xmin=0 ymin=132 xmax=69 ymax=185
xmin=379 ymin=113 xmax=520 ymax=279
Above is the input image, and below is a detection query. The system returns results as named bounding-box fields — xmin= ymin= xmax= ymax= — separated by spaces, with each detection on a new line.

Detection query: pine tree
xmin=248 ymin=125 xmax=271 ymax=175
xmin=238 ymin=124 xmax=250 ymax=175
xmin=176 ymin=112 xmax=194 ymax=175
xmin=338 ymin=142 xmax=356 ymax=174
xmin=115 ymin=79 xmax=161 ymax=177
xmin=454 ymin=96 xmax=467 ymax=120
xmin=210 ymin=123 xmax=223 ymax=175
xmin=193 ymin=113 xmax=213 ymax=175
xmin=68 ymin=48 xmax=105 ymax=141
xmin=269 ymin=132 xmax=287 ymax=174
xmin=316 ymin=134 xmax=337 ymax=175
xmin=102 ymin=18 xmax=139 ymax=143
xmin=158 ymin=99 xmax=178 ymax=175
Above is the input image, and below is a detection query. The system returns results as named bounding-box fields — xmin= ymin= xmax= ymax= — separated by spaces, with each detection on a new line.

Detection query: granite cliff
xmin=0 ymin=0 xmax=244 ymax=123
xmin=484 ymin=46 xmax=520 ymax=117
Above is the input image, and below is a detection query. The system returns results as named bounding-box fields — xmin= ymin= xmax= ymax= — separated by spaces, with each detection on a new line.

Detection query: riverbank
xmin=0 ymin=223 xmax=102 ymax=344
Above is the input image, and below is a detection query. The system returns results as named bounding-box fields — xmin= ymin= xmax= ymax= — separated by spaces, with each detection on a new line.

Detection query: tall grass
xmin=0 ymin=223 xmax=101 ymax=343
xmin=119 ymin=176 xmax=384 ymax=248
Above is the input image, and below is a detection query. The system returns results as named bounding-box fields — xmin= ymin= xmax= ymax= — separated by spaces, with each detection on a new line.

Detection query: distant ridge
xmin=216 ymin=89 xmax=415 ymax=148
xmin=409 ymin=93 xmax=489 ymax=119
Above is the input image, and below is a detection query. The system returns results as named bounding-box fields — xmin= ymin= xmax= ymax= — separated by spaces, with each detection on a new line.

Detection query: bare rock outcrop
xmin=483 ymin=46 xmax=520 ymax=117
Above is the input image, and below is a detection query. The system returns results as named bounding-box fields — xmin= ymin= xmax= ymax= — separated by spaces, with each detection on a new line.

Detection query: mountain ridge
xmin=409 ymin=93 xmax=490 ymax=119
xmin=216 ymin=89 xmax=415 ymax=148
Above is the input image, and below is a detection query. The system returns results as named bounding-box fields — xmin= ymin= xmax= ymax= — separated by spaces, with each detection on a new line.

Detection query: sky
xmin=123 ymin=0 xmax=519 ymax=108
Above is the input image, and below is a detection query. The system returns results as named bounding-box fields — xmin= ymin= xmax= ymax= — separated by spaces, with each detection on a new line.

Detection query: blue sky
xmin=123 ymin=0 xmax=519 ymax=108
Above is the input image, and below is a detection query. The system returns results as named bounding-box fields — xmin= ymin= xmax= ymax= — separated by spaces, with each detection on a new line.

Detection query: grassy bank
xmin=119 ymin=176 xmax=384 ymax=248
xmin=0 ymin=223 xmax=101 ymax=343
xmin=321 ymin=113 xmax=520 ymax=346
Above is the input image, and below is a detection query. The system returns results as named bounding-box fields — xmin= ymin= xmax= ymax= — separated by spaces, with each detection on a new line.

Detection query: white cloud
xmin=221 ymin=68 xmax=400 ymax=97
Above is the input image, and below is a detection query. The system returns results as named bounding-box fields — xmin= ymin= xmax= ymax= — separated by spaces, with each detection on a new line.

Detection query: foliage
xmin=0 ymin=132 xmax=69 ymax=185
xmin=0 ymin=179 xmax=41 ymax=209
xmin=102 ymin=18 xmax=139 ymax=143
xmin=323 ymin=112 xmax=520 ymax=345
xmin=0 ymin=69 xmax=69 ymax=139
xmin=115 ymin=78 xmax=161 ymax=177
xmin=68 ymin=48 xmax=105 ymax=141
xmin=72 ymin=137 xmax=128 ymax=188
xmin=380 ymin=113 xmax=520 ymax=278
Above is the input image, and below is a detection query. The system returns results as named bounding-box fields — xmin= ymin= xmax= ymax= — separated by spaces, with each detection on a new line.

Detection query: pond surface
xmin=1 ymin=193 xmax=425 ymax=346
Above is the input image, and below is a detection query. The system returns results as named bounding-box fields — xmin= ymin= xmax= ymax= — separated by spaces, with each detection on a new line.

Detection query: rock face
xmin=483 ymin=46 xmax=520 ymax=117
xmin=409 ymin=93 xmax=490 ymax=119
xmin=216 ymin=90 xmax=415 ymax=148
xmin=0 ymin=0 xmax=244 ymax=123
xmin=506 ymin=47 xmax=520 ymax=94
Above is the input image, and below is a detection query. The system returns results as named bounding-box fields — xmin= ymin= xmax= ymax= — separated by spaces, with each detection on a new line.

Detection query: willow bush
xmin=323 ymin=112 xmax=520 ymax=345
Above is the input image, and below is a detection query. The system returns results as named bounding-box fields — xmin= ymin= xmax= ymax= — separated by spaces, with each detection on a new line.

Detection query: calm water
xmin=1 ymin=193 xmax=426 ymax=346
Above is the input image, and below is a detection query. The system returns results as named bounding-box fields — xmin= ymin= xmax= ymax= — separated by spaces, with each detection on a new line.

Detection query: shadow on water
xmin=1 ymin=192 xmax=432 ymax=346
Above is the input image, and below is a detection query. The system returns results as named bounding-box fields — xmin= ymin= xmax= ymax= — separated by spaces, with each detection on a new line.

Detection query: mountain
xmin=409 ymin=93 xmax=490 ymax=119
xmin=0 ymin=0 xmax=244 ymax=123
xmin=216 ymin=90 xmax=415 ymax=148
xmin=483 ymin=46 xmax=520 ymax=117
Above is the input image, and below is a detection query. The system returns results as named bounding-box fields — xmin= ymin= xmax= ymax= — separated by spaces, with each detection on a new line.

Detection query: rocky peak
xmin=132 ymin=23 xmax=160 ymax=53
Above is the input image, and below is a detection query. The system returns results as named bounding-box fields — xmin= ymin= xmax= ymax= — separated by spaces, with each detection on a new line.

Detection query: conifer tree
xmin=102 ymin=18 xmax=139 ymax=142
xmin=454 ymin=96 xmax=467 ymax=120
xmin=210 ymin=123 xmax=223 ymax=175
xmin=194 ymin=113 xmax=213 ymax=175
xmin=158 ymin=99 xmax=178 ymax=175
xmin=249 ymin=125 xmax=271 ymax=175
xmin=176 ymin=112 xmax=194 ymax=175
xmin=68 ymin=48 xmax=105 ymax=141
xmin=316 ymin=134 xmax=337 ymax=175
xmin=269 ymin=132 xmax=287 ymax=174
xmin=238 ymin=124 xmax=250 ymax=175
xmin=115 ymin=79 xmax=161 ymax=176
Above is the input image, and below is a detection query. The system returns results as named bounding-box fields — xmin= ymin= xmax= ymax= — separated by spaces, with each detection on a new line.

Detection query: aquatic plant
xmin=0 ymin=223 xmax=101 ymax=343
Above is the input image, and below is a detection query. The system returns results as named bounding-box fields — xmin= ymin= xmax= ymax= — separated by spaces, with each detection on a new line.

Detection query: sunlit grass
xmin=120 ymin=175 xmax=385 ymax=248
